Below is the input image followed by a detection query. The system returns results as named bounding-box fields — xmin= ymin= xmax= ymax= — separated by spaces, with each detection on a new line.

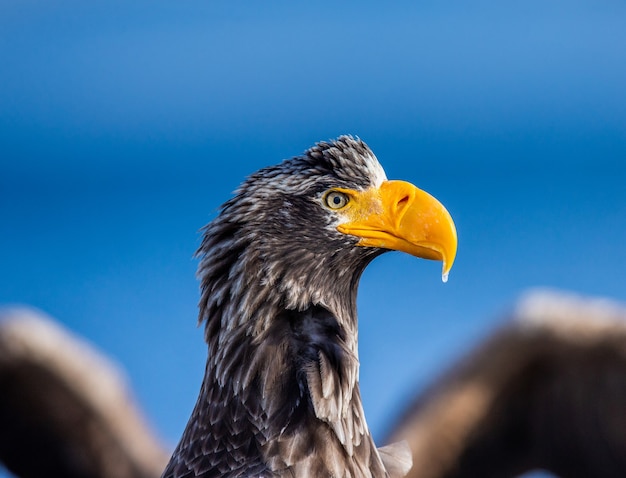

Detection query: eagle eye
xmin=324 ymin=190 xmax=350 ymax=210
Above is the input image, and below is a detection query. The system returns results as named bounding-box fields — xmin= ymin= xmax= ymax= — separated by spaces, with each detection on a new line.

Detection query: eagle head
xmin=198 ymin=136 xmax=456 ymax=329
xmin=165 ymin=136 xmax=457 ymax=478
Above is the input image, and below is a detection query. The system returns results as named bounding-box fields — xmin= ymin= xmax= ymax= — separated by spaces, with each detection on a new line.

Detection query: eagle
xmin=161 ymin=136 xmax=457 ymax=478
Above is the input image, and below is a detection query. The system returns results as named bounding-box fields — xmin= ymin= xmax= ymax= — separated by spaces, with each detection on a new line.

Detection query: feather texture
xmin=162 ymin=137 xmax=411 ymax=477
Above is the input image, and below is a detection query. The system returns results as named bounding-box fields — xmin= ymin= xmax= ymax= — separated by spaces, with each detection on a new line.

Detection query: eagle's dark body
xmin=162 ymin=137 xmax=454 ymax=478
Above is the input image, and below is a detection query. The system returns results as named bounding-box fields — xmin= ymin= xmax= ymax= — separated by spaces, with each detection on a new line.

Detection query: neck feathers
xmin=167 ymin=282 xmax=390 ymax=477
xmin=165 ymin=204 xmax=401 ymax=476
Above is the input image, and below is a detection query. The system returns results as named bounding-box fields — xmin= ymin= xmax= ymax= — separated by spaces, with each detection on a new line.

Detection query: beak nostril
xmin=396 ymin=195 xmax=409 ymax=210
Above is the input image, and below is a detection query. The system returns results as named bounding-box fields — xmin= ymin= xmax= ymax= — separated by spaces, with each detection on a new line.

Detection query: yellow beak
xmin=336 ymin=180 xmax=457 ymax=281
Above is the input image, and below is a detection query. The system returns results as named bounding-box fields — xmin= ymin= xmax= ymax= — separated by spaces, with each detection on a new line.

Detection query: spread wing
xmin=386 ymin=290 xmax=626 ymax=478
xmin=0 ymin=308 xmax=168 ymax=478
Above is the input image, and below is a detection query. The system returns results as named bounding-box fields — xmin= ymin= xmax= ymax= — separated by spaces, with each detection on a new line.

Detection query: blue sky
xmin=1 ymin=0 xmax=626 ymax=460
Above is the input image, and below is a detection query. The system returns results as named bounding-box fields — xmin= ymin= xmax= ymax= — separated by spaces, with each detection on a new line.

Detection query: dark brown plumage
xmin=387 ymin=290 xmax=626 ymax=478
xmin=0 ymin=308 xmax=168 ymax=478
xmin=161 ymin=136 xmax=457 ymax=478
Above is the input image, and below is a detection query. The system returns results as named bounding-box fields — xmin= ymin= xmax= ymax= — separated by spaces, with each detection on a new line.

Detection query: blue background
xmin=1 ymin=1 xmax=625 ymax=468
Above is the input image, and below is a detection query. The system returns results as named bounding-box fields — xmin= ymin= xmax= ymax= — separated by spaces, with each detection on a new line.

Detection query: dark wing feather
xmin=0 ymin=308 xmax=168 ymax=478
xmin=386 ymin=290 xmax=626 ymax=478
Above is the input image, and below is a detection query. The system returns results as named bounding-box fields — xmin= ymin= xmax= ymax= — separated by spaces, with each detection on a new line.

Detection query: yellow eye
xmin=324 ymin=190 xmax=350 ymax=210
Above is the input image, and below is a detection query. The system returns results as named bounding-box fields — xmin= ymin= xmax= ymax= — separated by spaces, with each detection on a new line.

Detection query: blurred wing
xmin=0 ymin=308 xmax=169 ymax=478
xmin=386 ymin=290 xmax=626 ymax=478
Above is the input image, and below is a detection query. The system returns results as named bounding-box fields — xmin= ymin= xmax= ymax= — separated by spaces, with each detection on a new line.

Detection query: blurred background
xmin=1 ymin=0 xmax=625 ymax=471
